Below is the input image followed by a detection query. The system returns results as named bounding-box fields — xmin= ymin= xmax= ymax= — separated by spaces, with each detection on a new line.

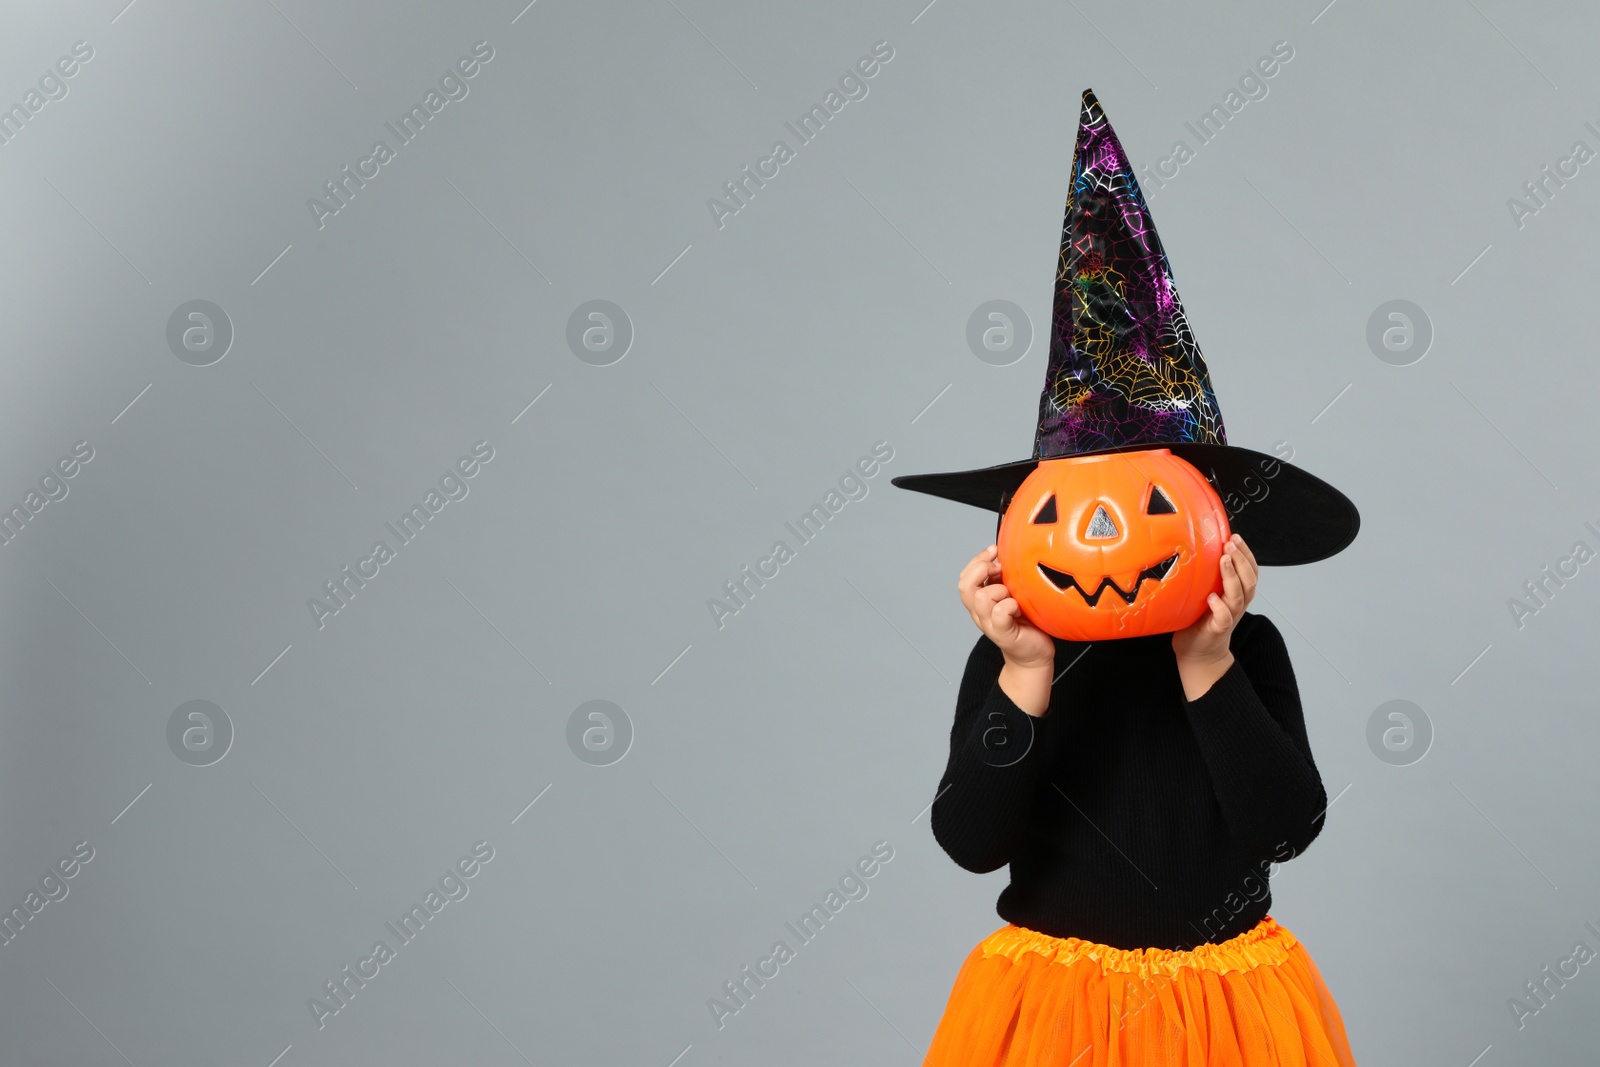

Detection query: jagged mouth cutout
xmin=1037 ymin=554 xmax=1179 ymax=607
xmin=1029 ymin=485 xmax=1180 ymax=606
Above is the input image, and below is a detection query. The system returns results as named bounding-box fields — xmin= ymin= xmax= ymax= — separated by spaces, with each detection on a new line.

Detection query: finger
xmin=958 ymin=568 xmax=979 ymax=602
xmin=1218 ymin=549 xmax=1238 ymax=599
xmin=958 ymin=553 xmax=996 ymax=603
xmin=959 ymin=578 xmax=979 ymax=617
xmin=992 ymin=596 xmax=1029 ymax=636
xmin=1219 ymin=552 xmax=1245 ymax=619
xmin=959 ymin=551 xmax=990 ymax=590
xmin=970 ymin=546 xmax=1001 ymax=582
xmin=1230 ymin=536 xmax=1259 ymax=601
xmin=1205 ymin=592 xmax=1231 ymax=633
xmin=1234 ymin=552 xmax=1258 ymax=609
xmin=969 ymin=586 xmax=999 ymax=631
xmin=978 ymin=564 xmax=1004 ymax=599
xmin=977 ymin=583 xmax=1010 ymax=611
xmin=1232 ymin=544 xmax=1258 ymax=589
xmin=986 ymin=597 xmax=1016 ymax=639
xmin=1232 ymin=534 xmax=1258 ymax=574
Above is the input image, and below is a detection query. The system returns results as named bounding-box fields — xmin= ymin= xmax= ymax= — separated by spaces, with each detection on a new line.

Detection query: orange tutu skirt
xmin=923 ymin=916 xmax=1356 ymax=1067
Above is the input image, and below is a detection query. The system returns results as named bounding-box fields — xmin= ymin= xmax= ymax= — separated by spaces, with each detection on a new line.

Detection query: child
xmin=893 ymin=91 xmax=1360 ymax=1065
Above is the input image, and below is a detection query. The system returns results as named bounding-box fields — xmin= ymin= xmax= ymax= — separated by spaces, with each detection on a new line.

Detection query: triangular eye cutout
xmin=1031 ymin=494 xmax=1058 ymax=524
xmin=1085 ymin=505 xmax=1118 ymax=539
xmin=1146 ymin=485 xmax=1177 ymax=515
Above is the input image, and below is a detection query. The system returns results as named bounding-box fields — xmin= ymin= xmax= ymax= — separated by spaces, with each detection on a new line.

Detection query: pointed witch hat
xmin=892 ymin=89 xmax=1358 ymax=566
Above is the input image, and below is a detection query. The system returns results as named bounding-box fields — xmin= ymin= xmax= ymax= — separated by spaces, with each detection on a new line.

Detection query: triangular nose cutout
xmin=1085 ymin=505 xmax=1119 ymax=539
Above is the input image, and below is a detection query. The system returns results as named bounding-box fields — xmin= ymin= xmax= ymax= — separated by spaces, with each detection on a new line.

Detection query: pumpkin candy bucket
xmin=996 ymin=449 xmax=1229 ymax=641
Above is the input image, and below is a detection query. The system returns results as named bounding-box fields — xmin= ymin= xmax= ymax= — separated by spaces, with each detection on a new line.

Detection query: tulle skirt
xmin=923 ymin=916 xmax=1356 ymax=1067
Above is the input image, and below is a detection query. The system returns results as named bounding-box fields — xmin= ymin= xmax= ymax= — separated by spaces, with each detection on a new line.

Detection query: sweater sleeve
xmin=928 ymin=634 xmax=1054 ymax=874
xmin=1182 ymin=613 xmax=1328 ymax=861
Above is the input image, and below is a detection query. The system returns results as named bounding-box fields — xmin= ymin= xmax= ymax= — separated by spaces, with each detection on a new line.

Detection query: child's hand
xmin=1172 ymin=533 xmax=1258 ymax=699
xmin=959 ymin=545 xmax=1055 ymax=671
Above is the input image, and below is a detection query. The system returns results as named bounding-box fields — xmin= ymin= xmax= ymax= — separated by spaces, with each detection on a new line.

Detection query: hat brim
xmin=890 ymin=442 xmax=1359 ymax=566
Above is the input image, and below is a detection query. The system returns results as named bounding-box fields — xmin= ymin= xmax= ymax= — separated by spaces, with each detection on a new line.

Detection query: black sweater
xmin=929 ymin=611 xmax=1328 ymax=951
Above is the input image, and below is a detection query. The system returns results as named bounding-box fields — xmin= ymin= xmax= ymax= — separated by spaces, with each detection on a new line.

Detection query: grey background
xmin=0 ymin=0 xmax=1593 ymax=1063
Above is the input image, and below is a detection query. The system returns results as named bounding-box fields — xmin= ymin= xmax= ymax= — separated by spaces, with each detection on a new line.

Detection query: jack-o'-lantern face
xmin=996 ymin=449 xmax=1231 ymax=641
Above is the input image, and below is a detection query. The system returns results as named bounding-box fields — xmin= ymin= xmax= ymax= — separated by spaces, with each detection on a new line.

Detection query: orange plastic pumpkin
xmin=996 ymin=449 xmax=1231 ymax=641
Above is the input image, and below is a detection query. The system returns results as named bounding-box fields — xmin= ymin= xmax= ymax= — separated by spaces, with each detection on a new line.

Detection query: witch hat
xmin=892 ymin=89 xmax=1358 ymax=566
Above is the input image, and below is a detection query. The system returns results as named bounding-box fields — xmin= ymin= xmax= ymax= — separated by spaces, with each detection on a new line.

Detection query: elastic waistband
xmin=978 ymin=915 xmax=1299 ymax=980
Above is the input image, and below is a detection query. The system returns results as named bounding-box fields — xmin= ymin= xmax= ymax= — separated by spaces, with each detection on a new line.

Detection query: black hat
xmin=892 ymin=90 xmax=1358 ymax=566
